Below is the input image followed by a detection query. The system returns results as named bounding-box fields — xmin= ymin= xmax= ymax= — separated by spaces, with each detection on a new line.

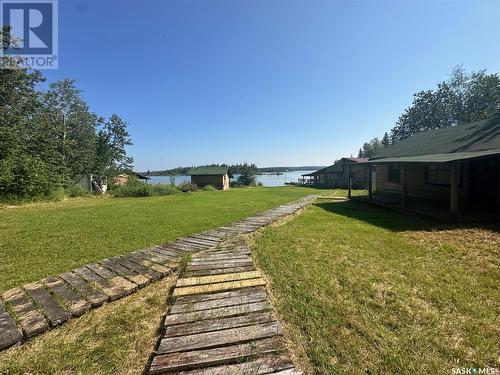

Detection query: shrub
xmin=65 ymin=185 xmax=90 ymax=198
xmin=150 ymin=184 xmax=179 ymax=196
xmin=112 ymin=182 xmax=152 ymax=197
xmin=0 ymin=153 xmax=62 ymax=201
xmin=179 ymin=181 xmax=198 ymax=192
xmin=112 ymin=182 xmax=180 ymax=198
xmin=202 ymin=185 xmax=217 ymax=191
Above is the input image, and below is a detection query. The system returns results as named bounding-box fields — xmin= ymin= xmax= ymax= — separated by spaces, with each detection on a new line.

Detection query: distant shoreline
xmin=140 ymin=166 xmax=325 ymax=177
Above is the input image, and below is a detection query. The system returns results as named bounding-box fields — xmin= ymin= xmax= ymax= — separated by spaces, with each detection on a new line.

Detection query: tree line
xmin=0 ymin=68 xmax=133 ymax=201
xmin=357 ymin=67 xmax=500 ymax=158
xmin=144 ymin=163 xmax=259 ymax=176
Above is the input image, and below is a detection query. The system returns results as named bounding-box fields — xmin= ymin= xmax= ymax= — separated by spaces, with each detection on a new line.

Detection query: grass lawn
xmin=0 ymin=186 xmax=323 ymax=292
xmin=252 ymin=198 xmax=499 ymax=374
xmin=0 ymin=275 xmax=176 ymax=374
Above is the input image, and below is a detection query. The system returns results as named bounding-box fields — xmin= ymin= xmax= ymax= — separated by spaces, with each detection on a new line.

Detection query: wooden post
xmin=348 ymin=165 xmax=352 ymax=198
xmin=450 ymin=161 xmax=459 ymax=216
xmin=401 ymin=164 xmax=407 ymax=208
xmin=497 ymin=156 xmax=500 ymax=210
xmin=368 ymin=165 xmax=373 ymax=200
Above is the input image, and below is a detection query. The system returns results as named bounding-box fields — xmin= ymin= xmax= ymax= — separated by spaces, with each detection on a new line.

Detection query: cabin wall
xmin=317 ymin=164 xmax=367 ymax=188
xmin=375 ymin=163 xmax=470 ymax=204
xmin=191 ymin=175 xmax=226 ymax=190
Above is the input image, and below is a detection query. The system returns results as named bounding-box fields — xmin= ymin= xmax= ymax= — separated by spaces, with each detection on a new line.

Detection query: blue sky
xmin=44 ymin=0 xmax=500 ymax=171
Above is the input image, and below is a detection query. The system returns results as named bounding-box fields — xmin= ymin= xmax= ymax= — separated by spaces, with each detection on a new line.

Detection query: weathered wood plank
xmin=73 ymin=267 xmax=124 ymax=300
xmin=86 ymin=263 xmax=115 ymax=279
xmin=0 ymin=300 xmax=23 ymax=350
xmin=100 ymin=259 xmax=150 ymax=287
xmin=181 ymin=237 xmax=219 ymax=247
xmin=187 ymin=266 xmax=256 ymax=277
xmin=174 ymin=354 xmax=294 ymax=374
xmin=173 ymin=278 xmax=266 ymax=297
xmin=152 ymin=248 xmax=182 ymax=260
xmin=175 ymin=286 xmax=266 ymax=305
xmin=156 ymin=244 xmax=186 ymax=256
xmin=1 ymin=288 xmax=48 ymax=338
xmin=189 ymin=257 xmax=252 ymax=264
xmin=189 ymin=234 xmax=223 ymax=243
xmin=59 ymin=271 xmax=108 ymax=307
xmin=164 ymin=311 xmax=274 ymax=338
xmin=149 ymin=336 xmax=284 ymax=374
xmin=172 ymin=242 xmax=206 ymax=251
xmin=127 ymin=253 xmax=172 ymax=276
xmin=140 ymin=250 xmax=178 ymax=267
xmin=171 ymin=290 xmax=267 ymax=314
xmin=158 ymin=321 xmax=282 ymax=354
xmin=165 ymin=301 xmax=272 ymax=326
xmin=42 ymin=276 xmax=91 ymax=317
xmin=111 ymin=256 xmax=161 ymax=281
xmin=109 ymin=275 xmax=138 ymax=294
xmin=176 ymin=271 xmax=262 ymax=288
xmin=186 ymin=261 xmax=254 ymax=271
xmin=23 ymin=282 xmax=70 ymax=326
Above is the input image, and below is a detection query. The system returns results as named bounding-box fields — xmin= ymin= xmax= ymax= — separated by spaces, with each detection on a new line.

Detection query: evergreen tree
xmin=237 ymin=165 xmax=257 ymax=186
xmin=381 ymin=132 xmax=390 ymax=148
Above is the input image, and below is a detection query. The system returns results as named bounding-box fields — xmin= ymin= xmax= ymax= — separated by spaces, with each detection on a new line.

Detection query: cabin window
xmin=425 ymin=164 xmax=451 ymax=186
xmin=388 ymin=164 xmax=400 ymax=183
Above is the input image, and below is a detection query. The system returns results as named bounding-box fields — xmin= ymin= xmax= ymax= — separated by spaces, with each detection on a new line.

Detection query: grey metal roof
xmin=372 ymin=115 xmax=500 ymax=159
xmin=359 ymin=149 xmax=500 ymax=164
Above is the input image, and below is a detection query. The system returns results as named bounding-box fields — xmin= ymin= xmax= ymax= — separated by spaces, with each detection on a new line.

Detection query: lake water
xmin=147 ymin=170 xmax=316 ymax=187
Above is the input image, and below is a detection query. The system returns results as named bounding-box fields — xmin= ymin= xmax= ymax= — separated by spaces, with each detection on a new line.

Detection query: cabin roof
xmin=303 ymin=158 xmax=368 ymax=176
xmin=371 ymin=115 xmax=500 ymax=160
xmin=187 ymin=166 xmax=231 ymax=176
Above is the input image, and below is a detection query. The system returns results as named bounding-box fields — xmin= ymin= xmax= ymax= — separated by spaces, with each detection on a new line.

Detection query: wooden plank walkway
xmin=145 ymin=192 xmax=316 ymax=375
xmin=148 ymin=239 xmax=305 ymax=374
xmin=0 ymin=195 xmax=315 ymax=353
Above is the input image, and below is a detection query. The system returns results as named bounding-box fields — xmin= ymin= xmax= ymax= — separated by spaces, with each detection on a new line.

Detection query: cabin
xmin=187 ymin=166 xmax=233 ymax=190
xmin=301 ymin=158 xmax=368 ymax=188
xmin=350 ymin=116 xmax=500 ymax=221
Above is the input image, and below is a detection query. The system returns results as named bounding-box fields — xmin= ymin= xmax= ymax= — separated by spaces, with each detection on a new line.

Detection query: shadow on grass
xmin=314 ymin=200 xmax=500 ymax=233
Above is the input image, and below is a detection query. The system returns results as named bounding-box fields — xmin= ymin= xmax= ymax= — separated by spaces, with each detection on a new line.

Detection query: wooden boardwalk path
xmin=0 ymin=195 xmax=315 ymax=353
xmin=147 ymin=196 xmax=317 ymax=374
xmin=148 ymin=239 xmax=304 ymax=374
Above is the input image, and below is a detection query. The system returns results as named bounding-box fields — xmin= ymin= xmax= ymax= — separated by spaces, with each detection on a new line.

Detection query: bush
xmin=150 ymin=184 xmax=179 ymax=196
xmin=0 ymin=153 xmax=62 ymax=201
xmin=112 ymin=182 xmax=152 ymax=197
xmin=65 ymin=185 xmax=90 ymax=198
xmin=202 ymin=185 xmax=217 ymax=191
xmin=112 ymin=182 xmax=180 ymax=198
xmin=179 ymin=181 xmax=198 ymax=192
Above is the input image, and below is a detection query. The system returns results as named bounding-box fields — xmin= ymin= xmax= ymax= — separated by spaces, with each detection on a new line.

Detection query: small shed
xmin=187 ymin=167 xmax=233 ymax=190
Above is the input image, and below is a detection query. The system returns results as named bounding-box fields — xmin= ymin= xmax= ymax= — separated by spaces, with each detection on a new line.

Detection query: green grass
xmin=0 ymin=275 xmax=176 ymax=375
xmin=252 ymin=199 xmax=499 ymax=374
xmin=0 ymin=186 xmax=323 ymax=292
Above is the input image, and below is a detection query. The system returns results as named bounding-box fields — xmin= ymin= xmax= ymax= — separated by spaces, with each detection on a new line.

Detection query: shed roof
xmin=372 ymin=115 xmax=500 ymax=160
xmin=187 ymin=166 xmax=231 ymax=176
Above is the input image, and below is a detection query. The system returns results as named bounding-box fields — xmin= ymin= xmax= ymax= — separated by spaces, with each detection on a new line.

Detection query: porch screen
xmin=425 ymin=164 xmax=451 ymax=185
